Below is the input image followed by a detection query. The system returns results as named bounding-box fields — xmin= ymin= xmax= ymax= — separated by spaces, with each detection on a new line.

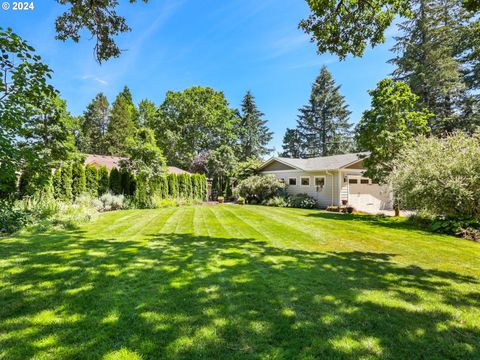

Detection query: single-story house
xmin=258 ymin=153 xmax=392 ymax=212
xmin=84 ymin=154 xmax=191 ymax=175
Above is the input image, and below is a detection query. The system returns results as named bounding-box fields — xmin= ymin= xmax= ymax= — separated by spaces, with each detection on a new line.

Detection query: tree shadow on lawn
xmin=0 ymin=230 xmax=479 ymax=359
xmin=304 ymin=211 xmax=434 ymax=233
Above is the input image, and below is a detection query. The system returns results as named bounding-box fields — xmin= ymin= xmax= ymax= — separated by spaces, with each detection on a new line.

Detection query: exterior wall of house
xmin=261 ymin=169 xmax=342 ymax=207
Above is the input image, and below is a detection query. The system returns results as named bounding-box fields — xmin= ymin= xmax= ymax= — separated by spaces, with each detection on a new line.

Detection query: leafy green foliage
xmin=109 ymin=168 xmax=121 ymax=195
xmin=0 ymin=163 xmax=16 ymax=198
xmin=138 ymin=99 xmax=157 ymax=127
xmin=234 ymin=157 xmax=262 ymax=181
xmin=238 ymin=91 xmax=273 ymax=160
xmin=299 ymin=0 xmax=412 ymax=59
xmin=264 ymin=196 xmax=289 ymax=207
xmin=356 ymin=79 xmax=431 ymax=184
xmin=54 ymin=0 xmax=149 ymax=63
xmin=97 ymin=166 xmax=110 ymax=195
xmin=207 ymin=145 xmax=237 ymax=196
xmin=391 ymin=132 xmax=480 ymax=218
xmin=153 ymin=86 xmax=238 ymax=170
xmin=236 ymin=175 xmax=285 ymax=203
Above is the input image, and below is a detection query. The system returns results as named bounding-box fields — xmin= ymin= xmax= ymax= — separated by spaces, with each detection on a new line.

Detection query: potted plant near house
xmin=237 ymin=196 xmax=245 ymax=205
xmin=217 ymin=196 xmax=224 ymax=204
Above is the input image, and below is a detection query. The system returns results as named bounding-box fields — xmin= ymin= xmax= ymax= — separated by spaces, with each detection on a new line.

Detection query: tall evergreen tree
xmin=296 ymin=66 xmax=353 ymax=157
xmin=138 ymin=99 xmax=157 ymax=128
xmin=390 ymin=0 xmax=476 ymax=134
xmin=80 ymin=93 xmax=110 ymax=154
xmin=280 ymin=128 xmax=305 ymax=158
xmin=238 ymin=91 xmax=273 ymax=160
xmin=105 ymin=86 xmax=138 ymax=156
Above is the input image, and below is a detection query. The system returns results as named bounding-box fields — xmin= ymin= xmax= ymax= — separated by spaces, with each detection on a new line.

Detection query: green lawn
xmin=1 ymin=205 xmax=479 ymax=359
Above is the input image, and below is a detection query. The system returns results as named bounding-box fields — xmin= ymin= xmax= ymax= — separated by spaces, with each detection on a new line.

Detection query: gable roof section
xmin=259 ymin=153 xmax=369 ymax=172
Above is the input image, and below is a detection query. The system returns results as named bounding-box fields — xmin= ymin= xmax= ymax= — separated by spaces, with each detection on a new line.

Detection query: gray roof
xmin=261 ymin=152 xmax=369 ymax=171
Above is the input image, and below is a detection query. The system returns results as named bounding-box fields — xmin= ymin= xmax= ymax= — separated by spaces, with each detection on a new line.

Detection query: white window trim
xmin=300 ymin=176 xmax=311 ymax=186
xmin=288 ymin=177 xmax=297 ymax=186
xmin=314 ymin=175 xmax=326 ymax=187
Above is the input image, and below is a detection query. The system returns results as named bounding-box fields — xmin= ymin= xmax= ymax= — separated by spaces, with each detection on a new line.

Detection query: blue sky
xmin=1 ymin=0 xmax=398 ymax=153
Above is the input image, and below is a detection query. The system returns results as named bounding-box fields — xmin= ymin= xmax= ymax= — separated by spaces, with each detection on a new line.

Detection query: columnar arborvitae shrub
xmin=134 ymin=173 xmax=151 ymax=208
xmin=161 ymin=176 xmax=169 ymax=199
xmin=53 ymin=168 xmax=62 ymax=199
xmin=199 ymin=174 xmax=206 ymax=200
xmin=60 ymin=164 xmax=73 ymax=200
xmin=168 ymin=173 xmax=178 ymax=197
xmin=85 ymin=164 xmax=99 ymax=197
xmin=177 ymin=174 xmax=185 ymax=198
xmin=120 ymin=169 xmax=131 ymax=195
xmin=72 ymin=162 xmax=87 ymax=198
xmin=98 ymin=166 xmax=109 ymax=195
xmin=186 ymin=174 xmax=193 ymax=198
xmin=191 ymin=174 xmax=198 ymax=199
xmin=109 ymin=167 xmax=122 ymax=195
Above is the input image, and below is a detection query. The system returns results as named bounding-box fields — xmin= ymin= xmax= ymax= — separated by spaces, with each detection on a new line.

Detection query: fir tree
xmin=80 ymin=93 xmax=110 ymax=154
xmin=238 ymin=91 xmax=273 ymax=160
xmin=296 ymin=66 xmax=353 ymax=157
xmin=389 ymin=0 xmax=473 ymax=134
xmin=280 ymin=128 xmax=304 ymax=158
xmin=105 ymin=86 xmax=138 ymax=156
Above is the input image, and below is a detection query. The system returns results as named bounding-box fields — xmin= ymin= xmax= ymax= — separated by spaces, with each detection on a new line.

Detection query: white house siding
xmin=261 ymin=170 xmax=341 ymax=207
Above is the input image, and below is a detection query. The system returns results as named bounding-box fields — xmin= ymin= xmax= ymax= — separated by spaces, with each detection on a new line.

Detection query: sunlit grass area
xmin=1 ymin=205 xmax=479 ymax=359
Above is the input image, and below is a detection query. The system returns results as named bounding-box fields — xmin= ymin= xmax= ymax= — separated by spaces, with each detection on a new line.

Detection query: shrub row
xmin=15 ymin=163 xmax=208 ymax=206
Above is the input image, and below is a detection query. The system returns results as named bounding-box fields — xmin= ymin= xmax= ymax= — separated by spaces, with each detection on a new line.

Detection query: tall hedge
xmin=72 ymin=162 xmax=86 ymax=198
xmin=85 ymin=164 xmax=99 ymax=197
xmin=168 ymin=173 xmax=178 ymax=197
xmin=60 ymin=164 xmax=73 ymax=200
xmin=161 ymin=176 xmax=169 ymax=199
xmin=120 ymin=169 xmax=132 ymax=195
xmin=98 ymin=166 xmax=109 ymax=195
xmin=134 ymin=173 xmax=152 ymax=209
xmin=109 ymin=167 xmax=122 ymax=195
xmin=53 ymin=168 xmax=62 ymax=199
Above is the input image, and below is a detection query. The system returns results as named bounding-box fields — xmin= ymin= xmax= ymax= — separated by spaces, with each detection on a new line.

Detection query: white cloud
xmin=81 ymin=75 xmax=108 ymax=85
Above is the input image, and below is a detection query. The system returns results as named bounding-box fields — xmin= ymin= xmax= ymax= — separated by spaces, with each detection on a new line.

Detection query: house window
xmin=360 ymin=179 xmax=369 ymax=184
xmin=288 ymin=178 xmax=297 ymax=186
xmin=314 ymin=176 xmax=325 ymax=187
xmin=301 ymin=177 xmax=310 ymax=186
xmin=349 ymin=178 xmax=358 ymax=184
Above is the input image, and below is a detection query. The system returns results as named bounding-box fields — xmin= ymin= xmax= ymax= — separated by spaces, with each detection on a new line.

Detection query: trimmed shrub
xmin=133 ymin=173 xmax=151 ymax=209
xmin=60 ymin=164 xmax=73 ymax=200
xmin=85 ymin=164 xmax=99 ymax=197
xmin=53 ymin=168 xmax=62 ymax=199
xmin=109 ymin=167 xmax=122 ymax=195
xmin=296 ymin=194 xmax=318 ymax=209
xmin=236 ymin=175 xmax=284 ymax=203
xmin=98 ymin=166 xmax=110 ymax=195
xmin=160 ymin=176 xmax=169 ymax=199
xmin=72 ymin=162 xmax=86 ymax=199
xmin=93 ymin=193 xmax=128 ymax=211
xmin=120 ymin=169 xmax=132 ymax=195
xmin=264 ymin=196 xmax=288 ymax=207
xmin=288 ymin=194 xmax=317 ymax=209
xmin=168 ymin=173 xmax=179 ymax=197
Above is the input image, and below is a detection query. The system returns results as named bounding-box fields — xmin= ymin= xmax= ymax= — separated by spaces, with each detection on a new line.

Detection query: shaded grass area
xmin=1 ymin=205 xmax=479 ymax=359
